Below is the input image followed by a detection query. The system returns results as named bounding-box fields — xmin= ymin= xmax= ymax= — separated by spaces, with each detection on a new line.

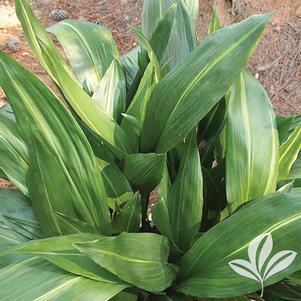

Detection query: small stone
xmin=93 ymin=20 xmax=105 ymax=27
xmin=7 ymin=36 xmax=21 ymax=52
xmin=50 ymin=9 xmax=69 ymax=21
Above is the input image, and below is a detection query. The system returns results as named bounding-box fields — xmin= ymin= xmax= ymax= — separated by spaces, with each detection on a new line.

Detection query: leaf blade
xmin=48 ymin=20 xmax=119 ymax=94
xmin=141 ymin=13 xmax=273 ymax=153
xmin=226 ymin=69 xmax=278 ymax=212
xmin=14 ymin=0 xmax=132 ymax=157
xmin=0 ymin=51 xmax=111 ymax=234
xmin=74 ymin=232 xmax=178 ymax=293
xmin=177 ymin=193 xmax=301 ymax=298
xmin=0 ymin=115 xmax=28 ymax=195
xmin=92 ymin=60 xmax=126 ymax=123
xmin=0 ymin=257 xmax=127 ymax=301
xmin=166 ymin=132 xmax=203 ymax=252
xmin=278 ymin=124 xmax=301 ymax=180
xmin=14 ymin=233 xmax=125 ymax=284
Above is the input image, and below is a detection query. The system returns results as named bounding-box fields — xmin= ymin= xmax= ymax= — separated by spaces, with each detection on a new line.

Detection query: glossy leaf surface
xmin=75 ymin=232 xmax=178 ymax=293
xmin=48 ymin=20 xmax=119 ymax=94
xmin=178 ymin=193 xmax=301 ymax=298
xmin=226 ymin=69 xmax=278 ymax=212
xmin=141 ymin=13 xmax=272 ymax=153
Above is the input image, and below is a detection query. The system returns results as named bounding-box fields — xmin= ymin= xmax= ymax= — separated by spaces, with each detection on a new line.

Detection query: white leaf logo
xmin=228 ymin=233 xmax=297 ymax=297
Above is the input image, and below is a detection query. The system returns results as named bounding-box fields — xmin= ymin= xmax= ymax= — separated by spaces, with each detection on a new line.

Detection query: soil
xmin=1 ymin=0 xmax=300 ymax=187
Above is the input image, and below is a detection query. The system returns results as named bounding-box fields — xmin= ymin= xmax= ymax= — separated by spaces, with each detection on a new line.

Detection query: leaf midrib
xmin=84 ymin=248 xmax=166 ymax=265
xmin=183 ymin=208 xmax=301 ymax=278
xmin=158 ymin=16 xmax=267 ymax=145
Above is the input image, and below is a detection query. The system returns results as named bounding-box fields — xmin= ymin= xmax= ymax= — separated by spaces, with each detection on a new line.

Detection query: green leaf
xmin=226 ymin=69 xmax=278 ymax=213
xmin=27 ymin=134 xmax=77 ymax=236
xmin=0 ymin=103 xmax=15 ymax=121
xmin=290 ymin=114 xmax=301 ymax=133
xmin=278 ymin=124 xmax=301 ymax=181
xmin=126 ymin=3 xmax=176 ymax=105
xmin=142 ymin=0 xmax=196 ymax=69
xmin=48 ymin=20 xmax=119 ymax=94
xmin=184 ymin=0 xmax=199 ymax=28
xmin=14 ymin=233 xmax=126 ymax=284
xmin=0 ymin=188 xmax=40 ymax=242
xmin=141 ymin=13 xmax=272 ymax=153
xmin=292 ymin=179 xmax=301 ymax=193
xmin=0 ymin=257 xmax=127 ymax=301
xmin=286 ymin=271 xmax=301 ymax=299
xmin=276 ymin=115 xmax=295 ymax=144
xmin=121 ymin=47 xmax=139 ymax=92
xmin=0 ymin=226 xmax=29 ymax=269
xmin=0 ymin=188 xmax=39 ymax=266
xmin=277 ymin=180 xmax=294 ymax=193
xmin=98 ymin=159 xmax=132 ymax=201
xmin=0 ymin=51 xmax=110 ymax=234
xmin=163 ymin=0 xmax=196 ymax=69
xmin=288 ymin=152 xmax=301 ymax=180
xmin=92 ymin=60 xmax=126 ymax=123
xmin=107 ymin=193 xmax=135 ymax=212
xmin=74 ymin=232 xmax=178 ymax=293
xmin=198 ymin=296 xmax=250 ymax=301
xmin=178 ymin=192 xmax=301 ymax=298
xmin=0 ymin=115 xmax=28 ymax=195
xmin=121 ymin=114 xmax=142 ymax=138
xmin=201 ymin=163 xmax=227 ymax=231
xmin=264 ymin=283 xmax=301 ymax=301
xmin=200 ymin=99 xmax=227 ymax=168
xmin=121 ymin=63 xmax=156 ymax=150
xmin=0 ymin=169 xmax=8 ymax=180
xmin=198 ymin=296 xmax=251 ymax=301
xmin=147 ymin=3 xmax=177 ymax=65
xmin=152 ymin=198 xmax=182 ymax=257
xmin=141 ymin=0 xmax=165 ymax=40
xmin=132 ymin=27 xmax=161 ymax=80
xmin=0 ymin=188 xmax=30 ymax=213
xmin=157 ymin=163 xmax=171 ymax=202
xmin=110 ymin=288 xmax=138 ymax=301
xmin=111 ymin=193 xmax=141 ymax=233
xmin=52 ymin=211 xmax=99 ymax=234
xmin=165 ymin=132 xmax=203 ymax=252
xmin=122 ymin=152 xmax=167 ymax=192
xmin=208 ymin=0 xmax=220 ymax=34
xmin=1 ymin=207 xmax=41 ymax=241
xmin=151 ymin=296 xmax=173 ymax=301
xmin=152 ymin=199 xmax=173 ymax=242
xmin=14 ymin=0 xmax=132 ymax=157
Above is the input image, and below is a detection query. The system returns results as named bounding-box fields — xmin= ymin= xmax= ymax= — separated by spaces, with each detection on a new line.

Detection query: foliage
xmin=0 ymin=0 xmax=301 ymax=300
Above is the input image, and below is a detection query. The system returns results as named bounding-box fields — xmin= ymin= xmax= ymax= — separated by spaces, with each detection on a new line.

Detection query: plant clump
xmin=0 ymin=0 xmax=301 ymax=300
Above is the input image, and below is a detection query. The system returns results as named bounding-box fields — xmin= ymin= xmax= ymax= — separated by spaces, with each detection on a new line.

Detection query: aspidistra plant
xmin=1 ymin=0 xmax=301 ymax=300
